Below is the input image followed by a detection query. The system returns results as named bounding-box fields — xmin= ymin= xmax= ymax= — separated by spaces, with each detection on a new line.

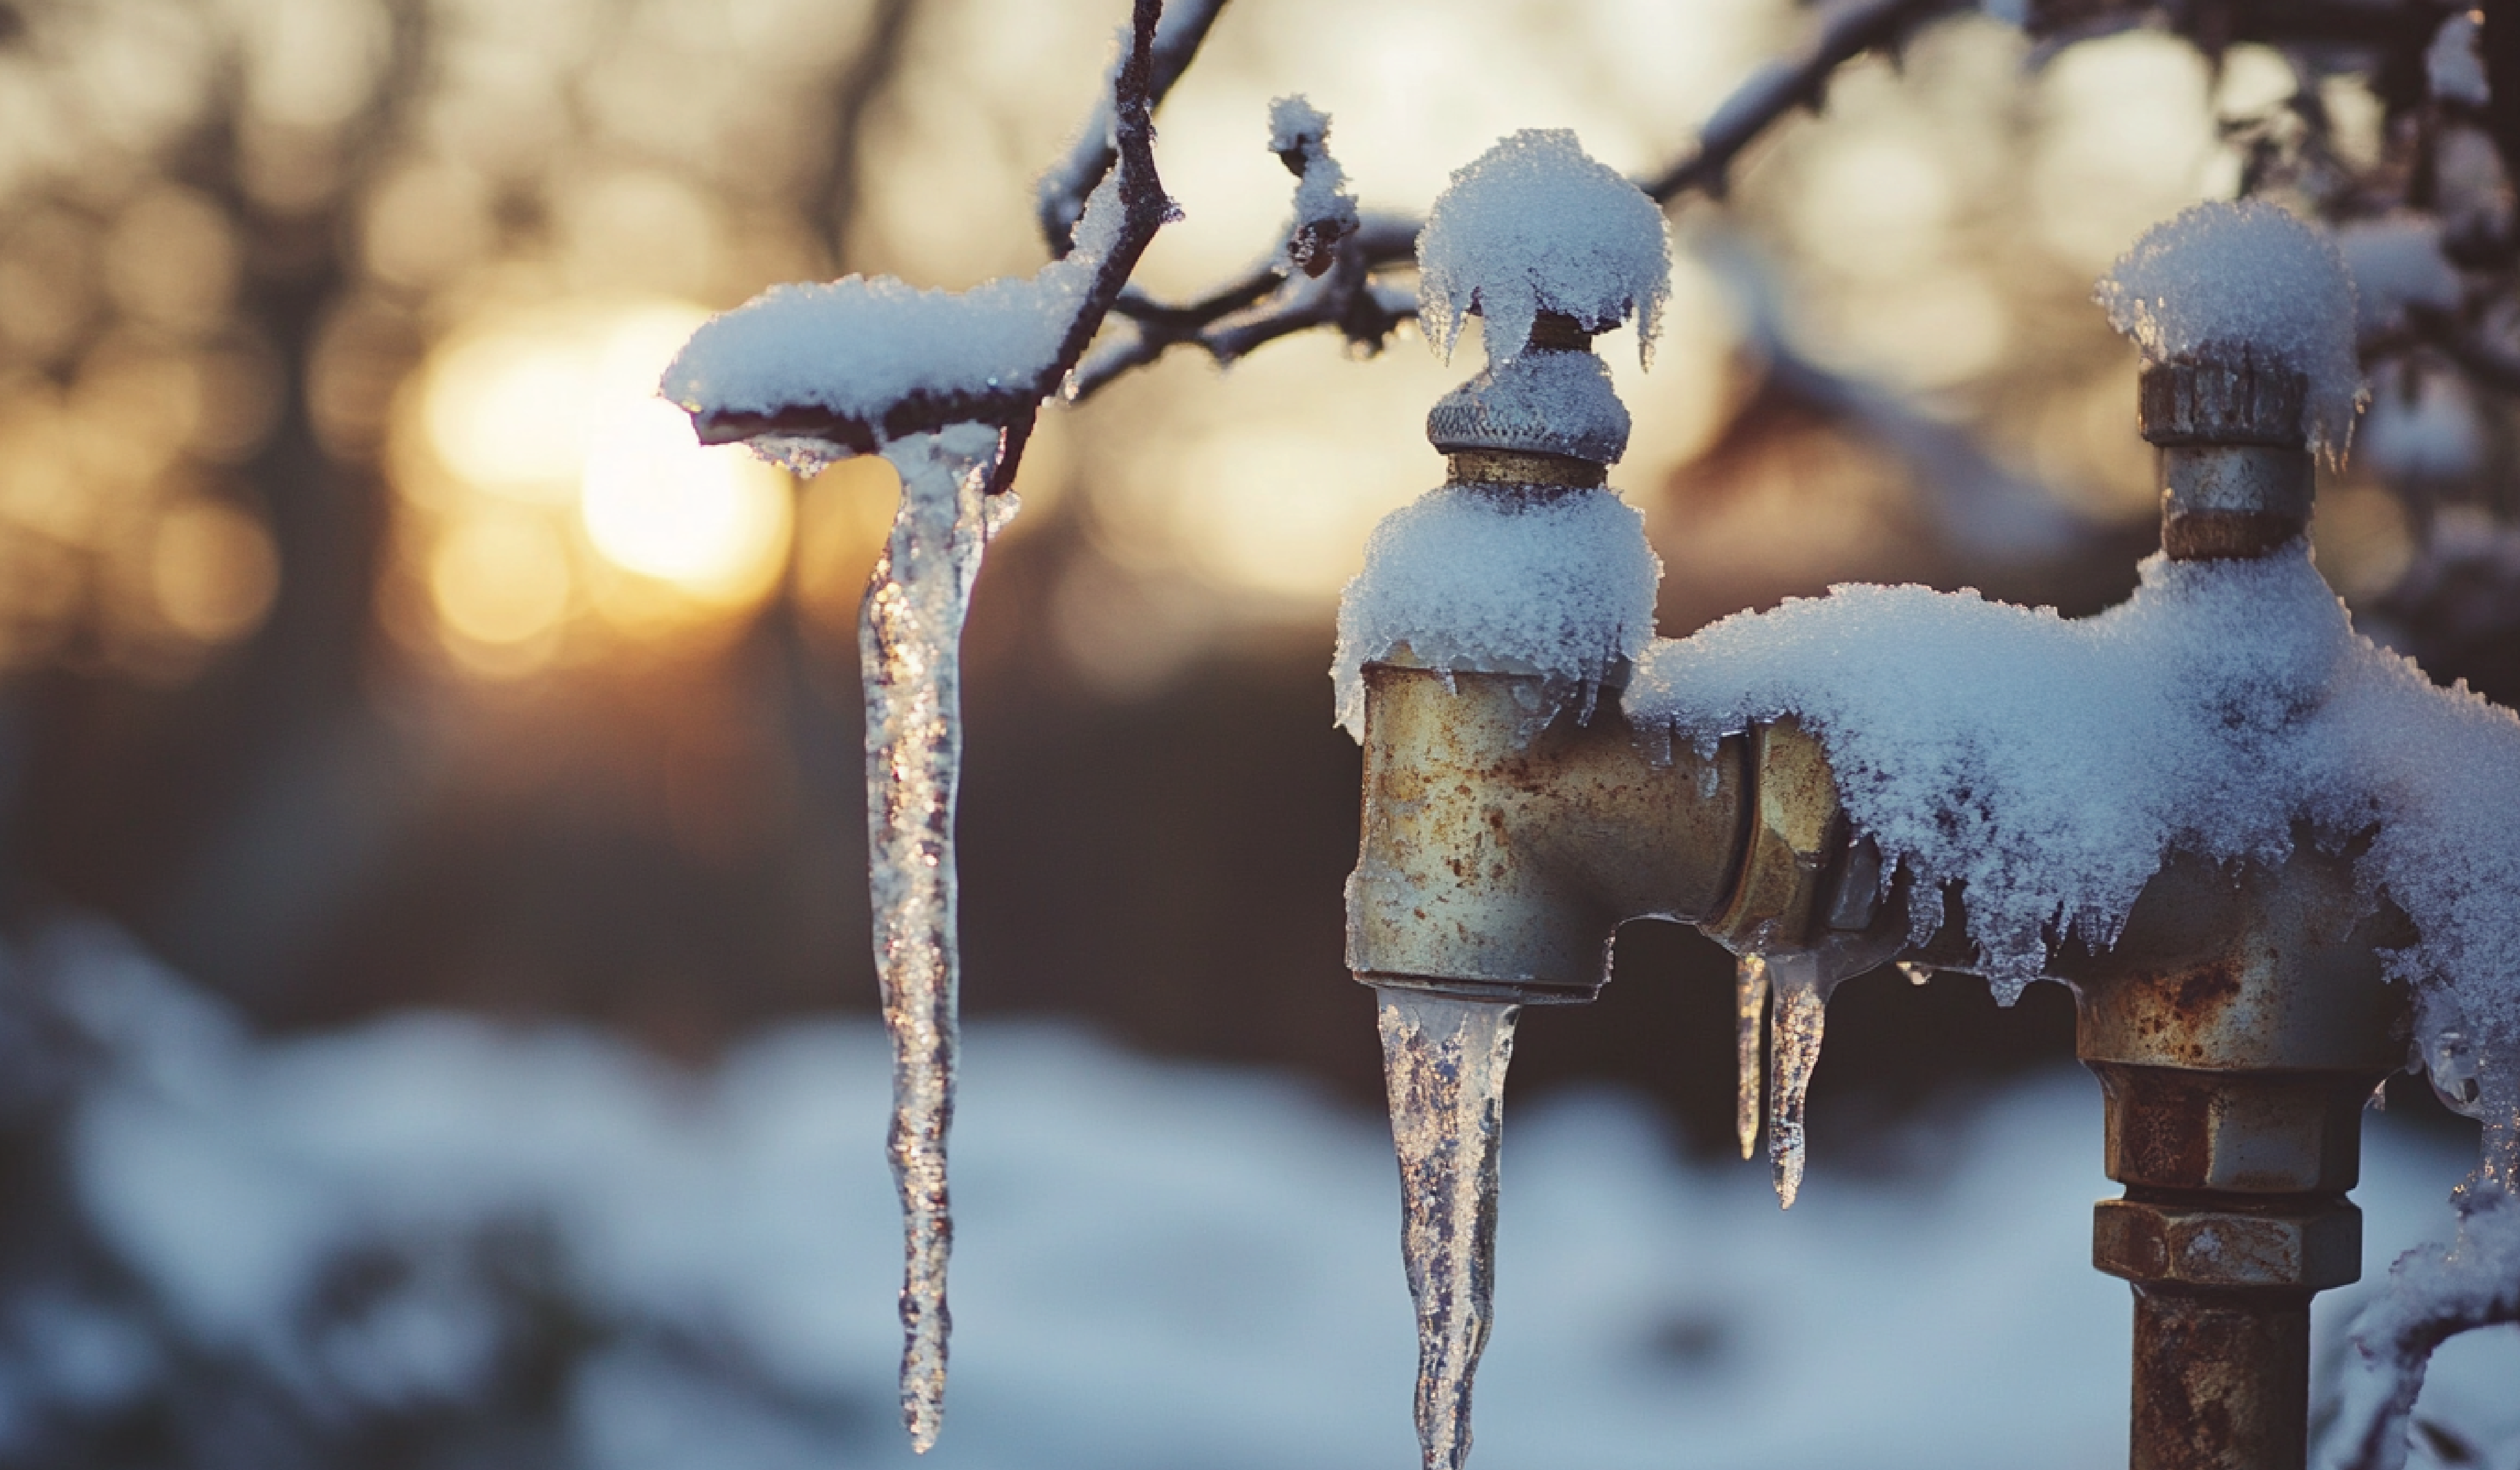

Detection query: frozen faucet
xmin=1343 ymin=166 xmax=2520 ymax=1470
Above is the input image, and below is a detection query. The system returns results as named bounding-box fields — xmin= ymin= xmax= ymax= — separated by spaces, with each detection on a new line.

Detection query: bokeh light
xmin=150 ymin=498 xmax=281 ymax=644
xmin=393 ymin=297 xmax=796 ymax=675
xmin=581 ymin=397 xmax=790 ymax=604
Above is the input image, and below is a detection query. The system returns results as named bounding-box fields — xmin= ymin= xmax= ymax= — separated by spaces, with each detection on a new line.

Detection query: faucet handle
xmin=1425 ymin=316 xmax=1630 ymax=470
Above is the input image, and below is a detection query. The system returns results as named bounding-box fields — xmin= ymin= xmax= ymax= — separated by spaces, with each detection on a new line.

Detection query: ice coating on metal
xmin=1735 ymin=952 xmax=1769 ymax=1163
xmin=2093 ymin=200 xmax=2366 ymax=460
xmin=1376 ymin=989 xmax=1520 ymax=1470
xmin=862 ymin=424 xmax=1006 ymax=1452
xmin=1763 ymin=952 xmax=1828 ymax=1209
xmin=1333 ymin=485 xmax=1659 ymax=741
xmin=1416 ymin=129 xmax=1671 ymax=367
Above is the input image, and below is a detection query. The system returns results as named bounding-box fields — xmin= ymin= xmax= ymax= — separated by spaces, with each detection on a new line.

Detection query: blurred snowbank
xmin=2 ymin=923 xmax=2509 ymax=1468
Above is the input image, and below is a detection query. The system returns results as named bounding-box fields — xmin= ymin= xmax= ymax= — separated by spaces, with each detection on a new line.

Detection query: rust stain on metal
xmin=2105 ymin=1067 xmax=2217 ymax=1189
xmin=2128 ymin=1286 xmax=2310 ymax=1470
xmin=2170 ymin=957 xmax=2243 ymax=1022
xmin=2164 ymin=510 xmax=2305 ymax=562
xmin=1346 ymin=664 xmax=1748 ymax=1000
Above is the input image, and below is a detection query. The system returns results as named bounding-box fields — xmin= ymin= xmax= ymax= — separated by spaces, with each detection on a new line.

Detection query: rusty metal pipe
xmin=2129 ymin=1286 xmax=2312 ymax=1470
xmin=1345 ymin=297 xmax=2413 ymax=1469
xmin=1348 ymin=663 xmax=1750 ymax=1004
xmin=2036 ymin=355 xmax=2407 ymax=1470
xmin=2055 ymin=840 xmax=2406 ymax=1470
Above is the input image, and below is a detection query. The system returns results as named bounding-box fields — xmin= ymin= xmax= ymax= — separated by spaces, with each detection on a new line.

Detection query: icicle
xmin=1734 ymin=952 xmax=1769 ymax=1162
xmin=1765 ymin=951 xmax=1828 ymax=1209
xmin=1375 ymin=988 xmax=1521 ymax=1470
xmin=861 ymin=423 xmax=1007 ymax=1453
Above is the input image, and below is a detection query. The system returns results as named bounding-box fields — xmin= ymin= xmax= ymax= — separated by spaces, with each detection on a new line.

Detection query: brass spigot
xmin=1350 ymin=307 xmax=1899 ymax=1001
xmin=1351 ymin=670 xmax=1894 ymax=1005
xmin=2044 ymin=355 xmax=2409 ymax=1470
xmin=1347 ymin=351 xmax=2411 ymax=1470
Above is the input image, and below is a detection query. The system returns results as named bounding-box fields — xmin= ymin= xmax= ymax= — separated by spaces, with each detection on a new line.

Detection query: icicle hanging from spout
xmin=1762 ymin=951 xmax=1829 ymax=1209
xmin=1735 ymin=952 xmax=1769 ymax=1162
xmin=861 ymin=424 xmax=1014 ymax=1453
xmin=1376 ymin=988 xmax=1521 ymax=1470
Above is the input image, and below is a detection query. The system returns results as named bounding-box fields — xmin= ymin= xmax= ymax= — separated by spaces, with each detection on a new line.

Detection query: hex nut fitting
xmin=2137 ymin=354 xmax=2308 ymax=449
xmin=2093 ymin=1195 xmax=2362 ymax=1293
xmin=1702 ymin=719 xmax=1843 ymax=955
xmin=2090 ymin=1064 xmax=2373 ymax=1195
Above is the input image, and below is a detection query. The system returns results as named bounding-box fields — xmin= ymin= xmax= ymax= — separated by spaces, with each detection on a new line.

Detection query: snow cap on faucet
xmin=1417 ymin=131 xmax=1668 ymax=466
xmin=1417 ymin=129 xmax=1672 ymax=368
xmin=2095 ymin=200 xmax=2366 ymax=463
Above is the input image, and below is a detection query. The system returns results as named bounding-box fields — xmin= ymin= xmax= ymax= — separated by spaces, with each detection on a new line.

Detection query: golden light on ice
xmin=580 ymin=395 xmax=790 ymax=604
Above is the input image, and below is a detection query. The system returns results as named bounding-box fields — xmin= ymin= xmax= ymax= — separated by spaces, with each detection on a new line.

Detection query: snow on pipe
xmin=1348 ymin=177 xmax=2520 ymax=1469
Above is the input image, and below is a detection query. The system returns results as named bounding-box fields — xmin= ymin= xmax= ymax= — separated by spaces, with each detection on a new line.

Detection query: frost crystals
xmin=1376 ymin=989 xmax=1520 ymax=1470
xmin=862 ymin=423 xmax=1013 ymax=1452
xmin=1416 ymin=129 xmax=1671 ymax=366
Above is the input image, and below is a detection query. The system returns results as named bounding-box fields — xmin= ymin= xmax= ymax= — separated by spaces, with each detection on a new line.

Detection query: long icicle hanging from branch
xmin=862 ymin=424 xmax=1015 ymax=1451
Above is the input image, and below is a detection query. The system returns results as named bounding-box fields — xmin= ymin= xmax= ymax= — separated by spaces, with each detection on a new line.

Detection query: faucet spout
xmin=1347 ymin=663 xmax=1748 ymax=1005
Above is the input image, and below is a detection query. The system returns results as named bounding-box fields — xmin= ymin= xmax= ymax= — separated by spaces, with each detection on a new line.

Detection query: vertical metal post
xmin=2127 ymin=1287 xmax=2311 ymax=1470
xmin=2074 ymin=845 xmax=2400 ymax=1470
xmin=2060 ymin=355 xmax=2412 ymax=1470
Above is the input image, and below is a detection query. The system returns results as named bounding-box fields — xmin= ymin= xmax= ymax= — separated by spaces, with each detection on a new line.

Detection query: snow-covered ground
xmin=21 ymin=926 xmax=2518 ymax=1468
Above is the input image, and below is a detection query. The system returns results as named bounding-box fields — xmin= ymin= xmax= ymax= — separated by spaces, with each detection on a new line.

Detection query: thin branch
xmin=690 ymin=0 xmax=1178 ymax=469
xmin=1036 ymin=0 xmax=1232 ymax=256
xmin=1642 ymin=0 xmax=1962 ymax=202
xmin=1073 ymin=215 xmax=1413 ymax=397
xmin=813 ymin=0 xmax=920 ymax=268
xmin=1067 ymin=0 xmax=1956 ymax=401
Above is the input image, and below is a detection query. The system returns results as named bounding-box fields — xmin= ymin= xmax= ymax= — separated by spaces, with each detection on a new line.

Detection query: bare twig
xmin=1073 ymin=215 xmax=1415 ymax=397
xmin=1067 ymin=0 xmax=1957 ymax=401
xmin=1036 ymin=0 xmax=1232 ymax=257
xmin=1641 ymin=0 xmax=1961 ymax=202
xmin=688 ymin=0 xmax=1178 ymax=474
xmin=813 ymin=0 xmax=921 ymax=267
